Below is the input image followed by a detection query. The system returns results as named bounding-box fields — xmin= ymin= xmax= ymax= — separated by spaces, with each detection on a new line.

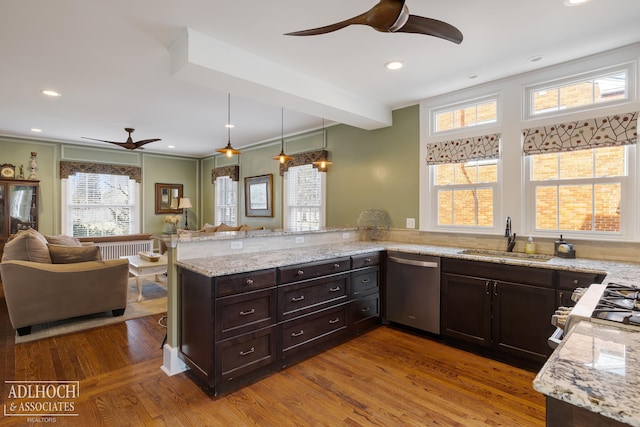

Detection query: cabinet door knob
xmin=573 ymin=279 xmax=579 ymax=285
xmin=333 ymin=263 xmax=341 ymax=269
xmin=239 ymin=347 xmax=255 ymax=357
xmin=291 ymin=295 xmax=305 ymax=302
xmin=297 ymin=270 xmax=305 ymax=276
xmin=291 ymin=330 xmax=304 ymax=337
xmin=245 ymin=278 xmax=254 ymax=285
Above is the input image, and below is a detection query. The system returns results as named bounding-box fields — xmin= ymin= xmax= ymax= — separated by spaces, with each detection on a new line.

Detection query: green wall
xmin=0 ymin=105 xmax=420 ymax=234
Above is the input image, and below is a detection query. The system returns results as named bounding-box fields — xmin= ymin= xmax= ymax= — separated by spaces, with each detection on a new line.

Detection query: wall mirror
xmin=245 ymin=174 xmax=273 ymax=217
xmin=155 ymin=183 xmax=183 ymax=214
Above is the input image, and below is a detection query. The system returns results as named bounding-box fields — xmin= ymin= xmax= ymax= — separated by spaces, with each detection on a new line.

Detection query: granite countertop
xmin=533 ymin=320 xmax=640 ymax=426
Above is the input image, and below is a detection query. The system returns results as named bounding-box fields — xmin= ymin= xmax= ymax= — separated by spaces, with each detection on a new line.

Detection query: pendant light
xmin=312 ymin=119 xmax=333 ymax=170
xmin=272 ymin=108 xmax=293 ymax=164
xmin=216 ymin=93 xmax=241 ymax=157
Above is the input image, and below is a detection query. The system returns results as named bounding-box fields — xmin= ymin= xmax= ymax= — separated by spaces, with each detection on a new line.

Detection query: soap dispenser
xmin=525 ymin=236 xmax=536 ymax=254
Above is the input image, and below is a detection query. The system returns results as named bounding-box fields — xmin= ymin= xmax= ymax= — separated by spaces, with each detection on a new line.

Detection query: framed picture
xmin=155 ymin=183 xmax=183 ymax=214
xmin=1 ymin=164 xmax=15 ymax=178
xmin=245 ymin=174 xmax=273 ymax=217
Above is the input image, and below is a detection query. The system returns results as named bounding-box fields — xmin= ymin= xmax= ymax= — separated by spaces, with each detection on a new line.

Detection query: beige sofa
xmin=1 ymin=229 xmax=129 ymax=336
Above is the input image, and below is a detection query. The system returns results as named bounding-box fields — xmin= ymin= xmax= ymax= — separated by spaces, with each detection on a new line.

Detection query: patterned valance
xmin=60 ymin=161 xmax=142 ymax=183
xmin=280 ymin=150 xmax=329 ymax=176
xmin=211 ymin=165 xmax=239 ymax=183
xmin=522 ymin=112 xmax=637 ymax=155
xmin=425 ymin=134 xmax=501 ymax=165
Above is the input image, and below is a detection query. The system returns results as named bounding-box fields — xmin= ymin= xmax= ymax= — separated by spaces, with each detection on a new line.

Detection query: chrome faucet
xmin=505 ymin=216 xmax=516 ymax=252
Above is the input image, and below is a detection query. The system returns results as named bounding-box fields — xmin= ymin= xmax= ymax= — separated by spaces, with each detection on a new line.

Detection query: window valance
xmin=425 ymin=134 xmax=501 ymax=165
xmin=522 ymin=111 xmax=637 ymax=156
xmin=60 ymin=161 xmax=142 ymax=183
xmin=211 ymin=165 xmax=239 ymax=183
xmin=280 ymin=150 xmax=329 ymax=176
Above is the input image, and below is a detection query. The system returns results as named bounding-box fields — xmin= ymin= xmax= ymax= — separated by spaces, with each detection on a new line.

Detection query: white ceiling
xmin=1 ymin=0 xmax=639 ymax=157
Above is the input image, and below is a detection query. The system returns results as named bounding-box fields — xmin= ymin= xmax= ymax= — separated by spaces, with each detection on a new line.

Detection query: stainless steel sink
xmin=460 ymin=249 xmax=553 ymax=262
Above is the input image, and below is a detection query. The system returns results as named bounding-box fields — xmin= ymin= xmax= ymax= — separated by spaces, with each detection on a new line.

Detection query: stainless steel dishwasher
xmin=386 ymin=252 xmax=441 ymax=334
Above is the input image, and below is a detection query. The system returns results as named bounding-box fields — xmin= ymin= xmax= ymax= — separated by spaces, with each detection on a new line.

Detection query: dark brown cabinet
xmin=0 ymin=179 xmax=39 ymax=258
xmin=556 ymin=270 xmax=605 ymax=307
xmin=178 ymin=252 xmax=381 ymax=394
xmin=441 ymin=258 xmax=556 ymax=365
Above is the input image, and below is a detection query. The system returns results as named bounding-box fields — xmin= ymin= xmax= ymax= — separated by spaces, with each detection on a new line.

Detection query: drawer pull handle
xmin=240 ymin=308 xmax=256 ymax=316
xmin=361 ymin=278 xmax=370 ymax=284
xmin=361 ymin=307 xmax=370 ymax=313
xmin=329 ymin=318 xmax=340 ymax=324
xmin=365 ymin=258 xmax=372 ymax=263
xmin=291 ymin=330 xmax=304 ymax=337
xmin=333 ymin=263 xmax=341 ymax=269
xmin=246 ymin=278 xmax=254 ymax=285
xmin=239 ymin=347 xmax=255 ymax=357
xmin=297 ymin=270 xmax=305 ymax=276
xmin=485 ymin=280 xmax=491 ymax=295
xmin=291 ymin=295 xmax=305 ymax=302
xmin=329 ymin=286 xmax=341 ymax=292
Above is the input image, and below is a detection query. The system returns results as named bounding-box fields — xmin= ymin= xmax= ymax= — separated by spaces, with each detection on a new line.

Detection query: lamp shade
xmin=178 ymin=198 xmax=192 ymax=209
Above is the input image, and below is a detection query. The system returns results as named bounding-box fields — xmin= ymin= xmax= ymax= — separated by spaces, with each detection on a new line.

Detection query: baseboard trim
xmin=161 ymin=344 xmax=188 ymax=376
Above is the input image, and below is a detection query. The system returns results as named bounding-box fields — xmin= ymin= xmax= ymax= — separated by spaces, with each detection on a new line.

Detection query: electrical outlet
xmin=342 ymin=232 xmax=350 ymax=239
xmin=406 ymin=218 xmax=416 ymax=229
xmin=230 ymin=241 xmax=243 ymax=250
xmin=295 ymin=236 xmax=304 ymax=244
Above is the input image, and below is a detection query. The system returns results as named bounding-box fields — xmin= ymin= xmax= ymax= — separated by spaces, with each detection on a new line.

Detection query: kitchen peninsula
xmin=158 ymin=228 xmax=640 ymax=424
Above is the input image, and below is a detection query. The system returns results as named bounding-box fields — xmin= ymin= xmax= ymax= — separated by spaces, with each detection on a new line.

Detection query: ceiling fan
xmin=82 ymin=128 xmax=161 ymax=150
xmin=285 ymin=0 xmax=463 ymax=44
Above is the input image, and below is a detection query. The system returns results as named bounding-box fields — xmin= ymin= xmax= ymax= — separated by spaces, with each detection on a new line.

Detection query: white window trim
xmin=282 ymin=168 xmax=327 ymax=230
xmin=214 ymin=176 xmax=238 ymax=226
xmin=523 ymin=61 xmax=636 ymax=121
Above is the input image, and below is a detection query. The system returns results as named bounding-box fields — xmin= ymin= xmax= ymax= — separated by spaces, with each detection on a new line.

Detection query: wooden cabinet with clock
xmin=0 ymin=179 xmax=39 ymax=258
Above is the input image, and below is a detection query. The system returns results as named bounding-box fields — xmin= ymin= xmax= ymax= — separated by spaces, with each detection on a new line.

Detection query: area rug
xmin=14 ymin=278 xmax=167 ymax=344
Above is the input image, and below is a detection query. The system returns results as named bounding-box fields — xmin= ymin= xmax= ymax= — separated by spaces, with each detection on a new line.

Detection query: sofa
xmin=0 ymin=229 xmax=130 ymax=336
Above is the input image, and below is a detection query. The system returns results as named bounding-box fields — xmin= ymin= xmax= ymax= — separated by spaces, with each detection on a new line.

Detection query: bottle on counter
xmin=525 ymin=236 xmax=536 ymax=254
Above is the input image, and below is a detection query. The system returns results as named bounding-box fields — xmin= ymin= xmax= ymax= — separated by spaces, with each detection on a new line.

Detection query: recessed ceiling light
xmin=168 ymin=145 xmax=175 ymax=149
xmin=41 ymin=90 xmax=61 ymax=97
xmin=385 ymin=61 xmax=404 ymax=70
xmin=30 ymin=128 xmax=42 ymax=133
xmin=225 ymin=124 xmax=234 ymax=128
xmin=564 ymin=0 xmax=590 ymax=6
xmin=528 ymin=55 xmax=543 ymax=63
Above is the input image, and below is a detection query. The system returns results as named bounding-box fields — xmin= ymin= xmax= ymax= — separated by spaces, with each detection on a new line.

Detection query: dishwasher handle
xmin=388 ymin=256 xmax=438 ymax=268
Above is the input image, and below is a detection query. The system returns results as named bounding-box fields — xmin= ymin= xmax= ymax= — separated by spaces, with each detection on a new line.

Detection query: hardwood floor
xmin=1 ymin=283 xmax=545 ymax=426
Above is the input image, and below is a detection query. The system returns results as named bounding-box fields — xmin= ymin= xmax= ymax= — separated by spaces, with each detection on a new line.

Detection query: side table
xmin=121 ymin=254 xmax=168 ymax=301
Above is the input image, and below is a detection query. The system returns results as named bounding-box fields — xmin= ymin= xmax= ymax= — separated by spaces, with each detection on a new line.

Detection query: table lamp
xmin=178 ymin=197 xmax=192 ymax=230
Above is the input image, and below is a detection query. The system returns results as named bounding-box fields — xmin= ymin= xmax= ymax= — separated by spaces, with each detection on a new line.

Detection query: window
xmin=528 ymin=147 xmax=628 ymax=234
xmin=62 ymin=172 xmax=139 ymax=237
xmin=433 ymin=160 xmax=498 ymax=228
xmin=525 ymin=63 xmax=633 ymax=119
xmin=215 ymin=176 xmax=238 ymax=226
xmin=432 ymin=96 xmax=498 ymax=133
xmin=284 ymin=164 xmax=325 ymax=230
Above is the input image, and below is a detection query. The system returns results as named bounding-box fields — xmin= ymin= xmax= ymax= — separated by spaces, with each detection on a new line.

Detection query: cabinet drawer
xmin=351 ymin=252 xmax=380 ymax=269
xmin=442 ymin=258 xmax=554 ymax=288
xmin=278 ymin=257 xmax=350 ymax=284
xmin=216 ymin=326 xmax=277 ymax=382
xmin=352 ymin=267 xmax=379 ymax=297
xmin=351 ymin=293 xmax=380 ymax=327
xmin=279 ymin=273 xmax=349 ymax=320
xmin=215 ymin=288 xmax=277 ymax=340
xmin=557 ymin=270 xmax=605 ymax=291
xmin=280 ymin=305 xmax=348 ymax=356
xmin=216 ymin=269 xmax=276 ymax=297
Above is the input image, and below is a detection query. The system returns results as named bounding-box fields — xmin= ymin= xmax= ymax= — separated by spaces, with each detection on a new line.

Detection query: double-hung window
xmin=283 ymin=163 xmax=325 ymax=230
xmin=523 ymin=112 xmax=637 ymax=237
xmin=62 ymin=172 xmax=139 ymax=237
xmin=214 ymin=175 xmax=238 ymax=226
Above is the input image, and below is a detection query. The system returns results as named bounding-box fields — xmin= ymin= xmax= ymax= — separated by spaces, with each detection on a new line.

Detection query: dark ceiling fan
xmin=285 ymin=0 xmax=463 ymax=44
xmin=82 ymin=128 xmax=161 ymax=150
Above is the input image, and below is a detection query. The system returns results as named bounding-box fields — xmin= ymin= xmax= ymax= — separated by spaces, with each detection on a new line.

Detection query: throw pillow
xmin=217 ymin=223 xmax=241 ymax=231
xmin=201 ymin=224 xmax=219 ymax=232
xmin=1 ymin=229 xmax=52 ymax=263
xmin=47 ymin=244 xmax=102 ymax=264
xmin=44 ymin=234 xmax=81 ymax=246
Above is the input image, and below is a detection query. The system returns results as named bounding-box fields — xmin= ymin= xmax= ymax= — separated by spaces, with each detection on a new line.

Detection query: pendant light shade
xmin=216 ymin=93 xmax=241 ymax=157
xmin=272 ymin=108 xmax=293 ymax=164
xmin=312 ymin=119 xmax=333 ymax=170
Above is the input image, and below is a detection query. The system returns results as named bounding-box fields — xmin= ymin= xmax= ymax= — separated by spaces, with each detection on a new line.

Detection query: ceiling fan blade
xmin=81 ymin=137 xmax=124 ymax=144
xmin=285 ymin=16 xmax=362 ymax=36
xmin=133 ymin=139 xmax=161 ymax=148
xmin=396 ymin=15 xmax=463 ymax=44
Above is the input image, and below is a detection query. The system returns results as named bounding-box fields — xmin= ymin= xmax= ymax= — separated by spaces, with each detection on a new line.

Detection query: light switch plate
xmin=230 ymin=241 xmax=243 ymax=249
xmin=295 ymin=236 xmax=304 ymax=244
xmin=406 ymin=218 xmax=416 ymax=229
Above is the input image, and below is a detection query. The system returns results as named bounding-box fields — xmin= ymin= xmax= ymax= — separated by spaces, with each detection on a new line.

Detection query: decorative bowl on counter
xmin=138 ymin=251 xmax=161 ymax=262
